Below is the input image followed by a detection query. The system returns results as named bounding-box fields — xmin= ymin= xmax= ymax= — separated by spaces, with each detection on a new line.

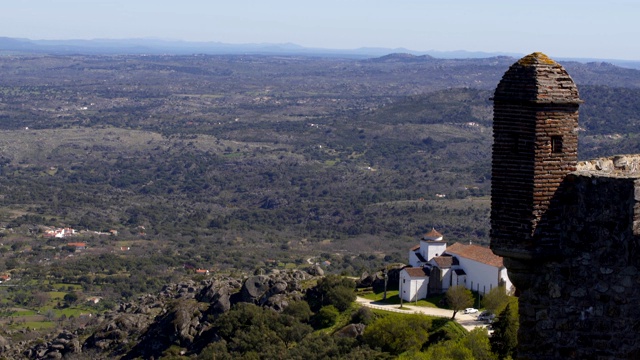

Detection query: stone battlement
xmin=576 ymin=154 xmax=640 ymax=177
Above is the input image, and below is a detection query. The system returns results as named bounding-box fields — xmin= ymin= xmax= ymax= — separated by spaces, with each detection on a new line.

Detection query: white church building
xmin=400 ymin=229 xmax=513 ymax=302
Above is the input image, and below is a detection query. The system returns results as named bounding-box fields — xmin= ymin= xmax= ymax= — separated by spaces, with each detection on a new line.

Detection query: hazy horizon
xmin=2 ymin=1 xmax=639 ymax=60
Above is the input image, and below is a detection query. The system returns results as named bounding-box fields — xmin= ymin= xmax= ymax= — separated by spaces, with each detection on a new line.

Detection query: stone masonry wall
xmin=516 ymin=173 xmax=640 ymax=360
xmin=531 ymin=106 xmax=579 ymax=251
xmin=491 ymin=52 xmax=640 ymax=360
xmin=491 ymin=52 xmax=580 ymax=260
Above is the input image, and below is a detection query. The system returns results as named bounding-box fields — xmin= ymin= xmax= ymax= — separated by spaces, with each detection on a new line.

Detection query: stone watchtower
xmin=491 ymin=53 xmax=640 ymax=359
xmin=491 ymin=52 xmax=581 ymax=261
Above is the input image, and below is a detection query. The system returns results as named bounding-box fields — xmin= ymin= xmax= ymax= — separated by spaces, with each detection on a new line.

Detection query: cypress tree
xmin=490 ymin=303 xmax=518 ymax=359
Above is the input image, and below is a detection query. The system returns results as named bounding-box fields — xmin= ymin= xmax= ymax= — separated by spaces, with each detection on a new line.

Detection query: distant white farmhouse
xmin=400 ymin=229 xmax=512 ymax=302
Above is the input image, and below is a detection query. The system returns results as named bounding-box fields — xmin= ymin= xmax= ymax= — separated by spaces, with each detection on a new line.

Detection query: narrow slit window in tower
xmin=551 ymin=136 xmax=563 ymax=153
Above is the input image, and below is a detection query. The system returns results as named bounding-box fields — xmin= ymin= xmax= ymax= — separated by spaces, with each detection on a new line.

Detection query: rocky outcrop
xmin=158 ymin=280 xmax=200 ymax=299
xmin=22 ymin=330 xmax=81 ymax=360
xmin=83 ymin=313 xmax=154 ymax=357
xmin=17 ymin=269 xmax=320 ymax=359
xmin=124 ymin=299 xmax=207 ymax=359
xmin=196 ymin=277 xmax=242 ymax=315
xmin=357 ymin=264 xmax=405 ymax=292
xmin=334 ymin=323 xmax=366 ymax=339
xmin=238 ymin=269 xmax=309 ymax=310
xmin=240 ymin=275 xmax=273 ymax=303
xmin=0 ymin=335 xmax=8 ymax=353
xmin=305 ymin=265 xmax=324 ymax=276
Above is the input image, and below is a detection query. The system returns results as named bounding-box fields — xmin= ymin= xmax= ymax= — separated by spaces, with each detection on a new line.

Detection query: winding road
xmin=356 ymin=296 xmax=489 ymax=331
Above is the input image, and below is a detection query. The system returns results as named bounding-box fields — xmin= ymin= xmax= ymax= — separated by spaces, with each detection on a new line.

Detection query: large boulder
xmin=357 ymin=271 xmax=376 ymax=288
xmin=306 ymin=265 xmax=324 ymax=277
xmin=264 ymin=294 xmax=289 ymax=312
xmin=0 ymin=335 xmax=8 ymax=352
xmin=123 ymin=299 xmax=206 ymax=360
xmin=360 ymin=264 xmax=405 ymax=292
xmin=83 ymin=313 xmax=153 ymax=357
xmin=196 ymin=279 xmax=241 ymax=315
xmin=334 ymin=323 xmax=366 ymax=339
xmin=240 ymin=275 xmax=272 ymax=304
xmin=22 ymin=331 xmax=81 ymax=360
xmin=238 ymin=270 xmax=310 ymax=310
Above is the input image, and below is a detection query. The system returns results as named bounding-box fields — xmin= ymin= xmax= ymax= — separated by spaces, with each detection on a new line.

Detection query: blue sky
xmin=2 ymin=0 xmax=639 ymax=60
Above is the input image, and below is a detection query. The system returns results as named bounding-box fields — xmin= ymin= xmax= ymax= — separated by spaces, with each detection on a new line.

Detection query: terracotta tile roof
xmin=423 ymin=228 xmax=443 ymax=240
xmin=404 ymin=267 xmax=430 ymax=277
xmin=410 ymin=244 xmax=420 ymax=251
xmin=445 ymin=243 xmax=504 ymax=268
xmin=67 ymin=242 xmax=86 ymax=247
xmin=432 ymin=255 xmax=453 ymax=268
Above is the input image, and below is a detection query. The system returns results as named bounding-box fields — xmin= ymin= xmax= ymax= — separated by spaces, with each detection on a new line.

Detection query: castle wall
xmin=490 ymin=53 xmax=640 ymax=359
xmin=516 ymin=173 xmax=640 ymax=359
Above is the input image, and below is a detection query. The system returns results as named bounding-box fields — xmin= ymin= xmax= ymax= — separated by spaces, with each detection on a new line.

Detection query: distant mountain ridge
xmin=0 ymin=36 xmax=523 ymax=59
xmin=1 ymin=36 xmax=639 ymax=69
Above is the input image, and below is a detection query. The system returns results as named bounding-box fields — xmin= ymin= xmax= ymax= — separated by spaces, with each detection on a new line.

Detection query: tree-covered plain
xmin=0 ymin=53 xmax=638 ymax=307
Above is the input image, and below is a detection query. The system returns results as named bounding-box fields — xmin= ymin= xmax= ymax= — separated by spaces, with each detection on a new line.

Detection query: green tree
xmin=351 ymin=306 xmax=375 ymax=325
xmin=5 ymin=258 xmax=18 ymax=270
xmin=63 ymin=292 xmax=79 ymax=306
xmin=445 ymin=285 xmax=474 ymax=319
xmin=413 ymin=328 xmax=496 ymax=360
xmin=315 ymin=305 xmax=339 ymax=328
xmin=283 ymin=300 xmax=312 ymax=323
xmin=213 ymin=303 xmax=313 ymax=358
xmin=422 ymin=340 xmax=474 ymax=360
xmin=362 ymin=313 xmax=432 ymax=355
xmin=397 ymin=350 xmax=429 ymax=360
xmin=307 ymin=275 xmax=356 ymax=312
xmin=214 ymin=304 xmax=287 ymax=358
xmin=462 ymin=328 xmax=497 ymax=360
xmin=278 ymin=314 xmax=313 ymax=346
xmin=289 ymin=333 xmax=389 ymax=360
xmin=10 ymin=291 xmax=25 ymax=306
xmin=490 ymin=303 xmax=519 ymax=360
xmin=197 ymin=341 xmax=233 ymax=360
xmin=481 ymin=286 xmax=510 ymax=314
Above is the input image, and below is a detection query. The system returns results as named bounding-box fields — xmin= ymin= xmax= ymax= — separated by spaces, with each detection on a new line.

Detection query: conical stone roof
xmin=493 ymin=52 xmax=581 ymax=104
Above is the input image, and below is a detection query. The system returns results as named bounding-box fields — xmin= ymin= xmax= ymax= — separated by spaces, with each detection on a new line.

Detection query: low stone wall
xmin=576 ymin=155 xmax=640 ymax=176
